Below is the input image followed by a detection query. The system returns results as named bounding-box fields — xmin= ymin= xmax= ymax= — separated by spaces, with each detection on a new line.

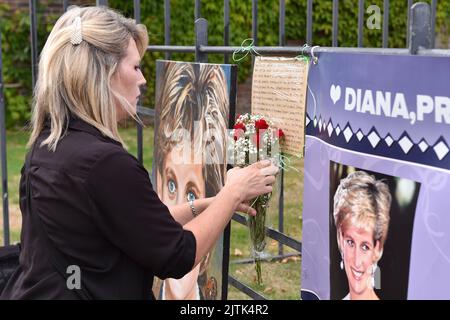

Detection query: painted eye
xmin=186 ymin=191 xmax=196 ymax=202
xmin=168 ymin=180 xmax=176 ymax=194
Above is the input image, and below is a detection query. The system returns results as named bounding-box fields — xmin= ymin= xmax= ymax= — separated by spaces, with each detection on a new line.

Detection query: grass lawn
xmin=1 ymin=123 xmax=304 ymax=300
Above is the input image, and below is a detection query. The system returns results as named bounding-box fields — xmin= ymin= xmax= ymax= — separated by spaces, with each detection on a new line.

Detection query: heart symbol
xmin=330 ymin=84 xmax=341 ymax=105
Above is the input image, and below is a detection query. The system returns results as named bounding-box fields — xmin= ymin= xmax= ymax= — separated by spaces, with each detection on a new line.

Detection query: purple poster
xmin=301 ymin=53 xmax=450 ymax=300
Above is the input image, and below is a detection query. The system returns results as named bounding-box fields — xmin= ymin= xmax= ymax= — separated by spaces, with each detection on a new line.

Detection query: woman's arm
xmin=167 ymin=197 xmax=214 ymax=226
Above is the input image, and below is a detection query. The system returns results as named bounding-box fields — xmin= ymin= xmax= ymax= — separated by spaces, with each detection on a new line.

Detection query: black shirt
xmin=1 ymin=117 xmax=196 ymax=299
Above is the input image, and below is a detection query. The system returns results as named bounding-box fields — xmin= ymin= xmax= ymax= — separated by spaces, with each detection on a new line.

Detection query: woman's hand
xmin=225 ymin=160 xmax=278 ymax=203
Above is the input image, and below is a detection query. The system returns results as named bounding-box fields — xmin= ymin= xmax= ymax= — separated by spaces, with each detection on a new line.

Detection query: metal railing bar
xmin=29 ymin=0 xmax=38 ymax=89
xmin=332 ymin=0 xmax=339 ymax=47
xmin=278 ymin=168 xmax=285 ymax=255
xmin=147 ymin=46 xmax=450 ymax=59
xmin=0 ymin=31 xmax=9 ymax=246
xmin=406 ymin=0 xmax=413 ymax=47
xmin=409 ymin=2 xmax=432 ymax=54
xmin=164 ymin=0 xmax=171 ymax=60
xmin=195 ymin=0 xmax=201 ymax=20
xmin=358 ymin=0 xmax=364 ymax=47
xmin=252 ymin=0 xmax=258 ymax=45
xmin=202 ymin=45 xmax=409 ymax=55
xmin=195 ymin=18 xmax=208 ymax=63
xmin=147 ymin=45 xmax=450 ymax=57
xmin=279 ymin=0 xmax=286 ymax=47
xmin=430 ymin=0 xmax=437 ymax=48
xmin=63 ymin=0 xmax=69 ymax=12
xmin=224 ymin=0 xmax=230 ymax=64
xmin=306 ymin=0 xmax=313 ymax=44
xmin=147 ymin=45 xmax=196 ymax=53
xmin=228 ymin=275 xmax=266 ymax=300
xmin=382 ymin=0 xmax=389 ymax=48
xmin=252 ymin=0 xmax=258 ymax=67
xmin=149 ymin=44 xmax=405 ymax=54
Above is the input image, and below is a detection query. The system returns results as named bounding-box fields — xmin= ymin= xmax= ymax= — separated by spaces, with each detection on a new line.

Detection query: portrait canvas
xmin=152 ymin=60 xmax=237 ymax=300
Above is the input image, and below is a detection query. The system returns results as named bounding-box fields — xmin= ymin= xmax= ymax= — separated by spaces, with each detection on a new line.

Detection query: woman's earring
xmin=340 ymin=253 xmax=344 ymax=270
xmin=372 ymin=262 xmax=380 ymax=289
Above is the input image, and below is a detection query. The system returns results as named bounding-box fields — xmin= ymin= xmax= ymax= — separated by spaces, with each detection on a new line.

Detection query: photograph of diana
xmin=329 ymin=162 xmax=420 ymax=300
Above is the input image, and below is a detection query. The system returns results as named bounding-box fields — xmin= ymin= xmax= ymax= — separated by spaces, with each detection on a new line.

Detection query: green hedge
xmin=1 ymin=4 xmax=33 ymax=128
xmin=0 ymin=3 xmax=59 ymax=128
xmin=1 ymin=0 xmax=449 ymax=128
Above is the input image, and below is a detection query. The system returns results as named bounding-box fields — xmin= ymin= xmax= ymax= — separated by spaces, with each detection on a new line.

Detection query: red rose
xmin=233 ymin=122 xmax=246 ymax=132
xmin=255 ymin=119 xmax=269 ymax=130
xmin=278 ymin=129 xmax=285 ymax=139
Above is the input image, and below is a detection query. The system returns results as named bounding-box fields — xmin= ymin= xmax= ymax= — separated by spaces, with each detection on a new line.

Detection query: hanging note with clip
xmin=251 ymin=56 xmax=309 ymax=157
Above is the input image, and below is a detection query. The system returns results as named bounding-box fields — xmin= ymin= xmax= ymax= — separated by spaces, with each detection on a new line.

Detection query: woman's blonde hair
xmin=333 ymin=171 xmax=391 ymax=259
xmin=28 ymin=6 xmax=148 ymax=151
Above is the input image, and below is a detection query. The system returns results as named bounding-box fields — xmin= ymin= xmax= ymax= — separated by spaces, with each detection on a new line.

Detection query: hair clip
xmin=70 ymin=9 xmax=82 ymax=45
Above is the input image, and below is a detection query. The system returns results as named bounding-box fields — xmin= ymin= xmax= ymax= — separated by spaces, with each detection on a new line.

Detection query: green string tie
xmin=232 ymin=38 xmax=261 ymax=62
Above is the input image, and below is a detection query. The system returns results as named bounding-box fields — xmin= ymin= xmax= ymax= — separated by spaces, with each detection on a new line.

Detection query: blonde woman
xmin=0 ymin=6 xmax=277 ymax=299
xmin=333 ymin=171 xmax=391 ymax=300
xmin=153 ymin=61 xmax=229 ymax=300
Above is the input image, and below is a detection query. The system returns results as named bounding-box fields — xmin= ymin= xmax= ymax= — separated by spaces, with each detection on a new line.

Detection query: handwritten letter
xmin=252 ymin=57 xmax=309 ymax=156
